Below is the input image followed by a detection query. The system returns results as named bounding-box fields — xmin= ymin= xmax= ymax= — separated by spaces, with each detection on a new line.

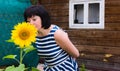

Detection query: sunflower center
xmin=19 ymin=30 xmax=30 ymax=40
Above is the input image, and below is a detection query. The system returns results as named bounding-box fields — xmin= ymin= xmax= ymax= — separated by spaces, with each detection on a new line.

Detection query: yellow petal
xmin=11 ymin=22 xmax=37 ymax=48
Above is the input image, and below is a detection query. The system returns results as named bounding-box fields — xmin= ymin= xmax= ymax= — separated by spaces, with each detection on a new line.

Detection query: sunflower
xmin=11 ymin=22 xmax=37 ymax=48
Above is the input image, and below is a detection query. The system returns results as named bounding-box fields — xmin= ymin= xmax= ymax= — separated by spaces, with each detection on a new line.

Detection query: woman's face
xmin=27 ymin=15 xmax=42 ymax=30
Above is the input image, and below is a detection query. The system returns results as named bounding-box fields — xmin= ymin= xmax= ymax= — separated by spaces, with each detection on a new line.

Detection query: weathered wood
xmin=50 ymin=9 xmax=69 ymax=17
xmin=105 ymin=14 xmax=120 ymax=23
xmin=67 ymin=30 xmax=120 ymax=38
xmin=51 ymin=16 xmax=68 ymax=23
xmin=77 ymin=59 xmax=120 ymax=71
xmin=105 ymin=0 xmax=120 ymax=7
xmin=70 ymin=37 xmax=120 ymax=47
xmin=39 ymin=3 xmax=69 ymax=10
xmin=40 ymin=0 xmax=69 ymax=4
xmin=105 ymin=7 xmax=120 ymax=15
xmin=105 ymin=23 xmax=120 ymax=31
xmin=76 ymin=45 xmax=120 ymax=55
xmin=79 ymin=53 xmax=120 ymax=63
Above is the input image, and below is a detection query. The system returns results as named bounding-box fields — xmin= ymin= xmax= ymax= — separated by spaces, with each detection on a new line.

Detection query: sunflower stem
xmin=20 ymin=48 xmax=23 ymax=64
xmin=22 ymin=53 xmax=27 ymax=62
xmin=14 ymin=58 xmax=20 ymax=64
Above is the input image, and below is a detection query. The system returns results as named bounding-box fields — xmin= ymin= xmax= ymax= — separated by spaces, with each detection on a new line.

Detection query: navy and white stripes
xmin=35 ymin=25 xmax=79 ymax=71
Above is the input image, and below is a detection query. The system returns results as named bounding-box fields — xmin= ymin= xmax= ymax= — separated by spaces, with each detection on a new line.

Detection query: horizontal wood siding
xmin=39 ymin=0 xmax=69 ymax=29
xmin=40 ymin=0 xmax=120 ymax=70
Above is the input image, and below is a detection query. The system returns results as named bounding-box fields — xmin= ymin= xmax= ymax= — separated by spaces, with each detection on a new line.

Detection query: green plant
xmin=2 ymin=22 xmax=39 ymax=71
xmin=80 ymin=63 xmax=86 ymax=71
xmin=3 ymin=45 xmax=39 ymax=71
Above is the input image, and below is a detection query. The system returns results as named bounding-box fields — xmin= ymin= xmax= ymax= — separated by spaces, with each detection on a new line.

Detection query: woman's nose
xmin=29 ymin=20 xmax=34 ymax=25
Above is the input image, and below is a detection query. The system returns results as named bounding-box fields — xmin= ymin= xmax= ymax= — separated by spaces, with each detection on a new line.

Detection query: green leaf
xmin=5 ymin=64 xmax=25 ymax=71
xmin=31 ymin=67 xmax=40 ymax=71
xmin=23 ymin=45 xmax=36 ymax=54
xmin=5 ymin=39 xmax=14 ymax=43
xmin=3 ymin=55 xmax=17 ymax=60
xmin=5 ymin=65 xmax=15 ymax=71
xmin=0 ymin=69 xmax=4 ymax=71
xmin=14 ymin=64 xmax=25 ymax=71
xmin=80 ymin=63 xmax=86 ymax=71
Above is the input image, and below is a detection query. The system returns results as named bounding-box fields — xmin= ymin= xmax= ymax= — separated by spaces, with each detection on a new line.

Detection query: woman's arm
xmin=54 ymin=29 xmax=79 ymax=58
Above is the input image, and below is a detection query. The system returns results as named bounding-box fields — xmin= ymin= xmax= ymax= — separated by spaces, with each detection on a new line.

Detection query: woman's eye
xmin=33 ymin=19 xmax=36 ymax=21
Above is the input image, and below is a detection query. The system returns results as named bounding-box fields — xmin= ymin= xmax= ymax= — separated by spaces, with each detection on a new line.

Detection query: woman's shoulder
xmin=51 ymin=24 xmax=60 ymax=30
xmin=54 ymin=28 xmax=68 ymax=40
xmin=52 ymin=24 xmax=66 ymax=36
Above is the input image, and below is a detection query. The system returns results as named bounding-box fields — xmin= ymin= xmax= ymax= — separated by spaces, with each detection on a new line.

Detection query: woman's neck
xmin=37 ymin=25 xmax=53 ymax=37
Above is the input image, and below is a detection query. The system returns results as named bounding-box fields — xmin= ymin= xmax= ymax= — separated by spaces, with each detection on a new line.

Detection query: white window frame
xmin=69 ymin=0 xmax=105 ymax=29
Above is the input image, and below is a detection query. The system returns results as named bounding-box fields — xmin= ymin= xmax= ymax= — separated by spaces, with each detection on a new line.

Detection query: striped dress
xmin=35 ymin=25 xmax=79 ymax=71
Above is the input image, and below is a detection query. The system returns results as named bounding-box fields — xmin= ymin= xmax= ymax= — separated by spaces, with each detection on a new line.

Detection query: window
xmin=69 ymin=0 xmax=105 ymax=29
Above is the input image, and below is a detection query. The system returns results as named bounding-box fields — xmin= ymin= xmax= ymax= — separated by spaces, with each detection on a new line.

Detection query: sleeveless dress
xmin=35 ymin=25 xmax=79 ymax=71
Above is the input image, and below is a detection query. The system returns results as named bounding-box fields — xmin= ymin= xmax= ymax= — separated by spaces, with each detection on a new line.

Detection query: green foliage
xmin=80 ymin=64 xmax=87 ymax=71
xmin=3 ymin=64 xmax=40 ymax=71
xmin=23 ymin=45 xmax=36 ymax=54
xmin=31 ymin=67 xmax=40 ymax=71
xmin=5 ymin=39 xmax=14 ymax=43
xmin=3 ymin=55 xmax=17 ymax=60
xmin=5 ymin=64 xmax=25 ymax=71
xmin=2 ymin=45 xmax=39 ymax=71
xmin=0 ymin=69 xmax=4 ymax=71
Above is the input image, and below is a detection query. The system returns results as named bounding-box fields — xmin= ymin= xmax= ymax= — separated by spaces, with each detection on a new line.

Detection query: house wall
xmin=39 ymin=0 xmax=120 ymax=70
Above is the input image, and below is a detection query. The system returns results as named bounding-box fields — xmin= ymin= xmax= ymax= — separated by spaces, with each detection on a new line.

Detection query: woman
xmin=24 ymin=5 xmax=80 ymax=71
